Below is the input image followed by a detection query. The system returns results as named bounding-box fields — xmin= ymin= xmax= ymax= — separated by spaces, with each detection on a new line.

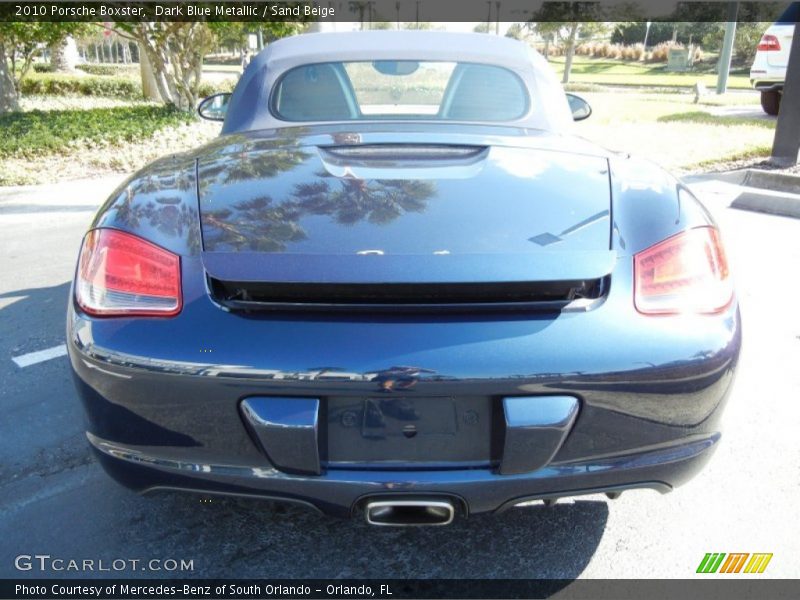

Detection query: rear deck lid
xmin=198 ymin=141 xmax=613 ymax=286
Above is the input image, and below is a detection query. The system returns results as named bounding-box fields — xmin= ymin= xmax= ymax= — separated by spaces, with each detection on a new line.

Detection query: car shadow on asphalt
xmin=0 ymin=282 xmax=73 ymax=355
xmin=0 ymin=282 xmax=91 ymax=484
xmin=142 ymin=491 xmax=609 ymax=579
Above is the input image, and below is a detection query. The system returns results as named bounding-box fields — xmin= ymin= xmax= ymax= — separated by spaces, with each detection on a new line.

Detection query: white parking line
xmin=12 ymin=344 xmax=68 ymax=368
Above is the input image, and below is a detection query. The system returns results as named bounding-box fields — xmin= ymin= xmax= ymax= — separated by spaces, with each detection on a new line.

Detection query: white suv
xmin=750 ymin=20 xmax=795 ymax=115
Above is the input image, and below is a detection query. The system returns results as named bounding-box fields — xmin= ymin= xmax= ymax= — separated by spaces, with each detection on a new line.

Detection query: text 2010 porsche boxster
xmin=68 ymin=32 xmax=740 ymax=526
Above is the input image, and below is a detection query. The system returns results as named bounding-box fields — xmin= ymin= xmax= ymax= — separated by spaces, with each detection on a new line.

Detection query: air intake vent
xmin=208 ymin=277 xmax=608 ymax=314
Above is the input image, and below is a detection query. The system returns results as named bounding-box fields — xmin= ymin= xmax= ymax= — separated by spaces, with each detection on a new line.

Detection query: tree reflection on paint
xmin=203 ymin=195 xmax=308 ymax=252
xmin=100 ymin=157 xmax=202 ymax=255
xmin=293 ymin=175 xmax=434 ymax=226
xmin=201 ymin=148 xmax=438 ymax=251
xmin=203 ymin=175 xmax=436 ymax=252
xmin=106 ymin=130 xmax=440 ymax=254
xmin=199 ymin=147 xmax=311 ymax=189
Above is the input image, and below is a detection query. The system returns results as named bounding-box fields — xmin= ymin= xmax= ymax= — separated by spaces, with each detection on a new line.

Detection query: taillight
xmin=757 ymin=34 xmax=781 ymax=51
xmin=76 ymin=229 xmax=182 ymax=317
xmin=634 ymin=226 xmax=732 ymax=315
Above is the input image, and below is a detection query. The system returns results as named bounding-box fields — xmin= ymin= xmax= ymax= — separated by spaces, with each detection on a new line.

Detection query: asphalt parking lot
xmin=0 ymin=173 xmax=798 ymax=579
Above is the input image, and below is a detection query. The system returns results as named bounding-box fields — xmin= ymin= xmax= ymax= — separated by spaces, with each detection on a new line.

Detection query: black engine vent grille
xmin=208 ymin=277 xmax=608 ymax=314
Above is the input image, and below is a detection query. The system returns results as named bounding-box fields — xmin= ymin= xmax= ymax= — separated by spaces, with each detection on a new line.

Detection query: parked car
xmin=750 ymin=5 xmax=798 ymax=115
xmin=68 ymin=31 xmax=740 ymax=526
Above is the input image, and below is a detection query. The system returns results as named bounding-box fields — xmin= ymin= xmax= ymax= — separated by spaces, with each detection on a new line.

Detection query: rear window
xmin=271 ymin=60 xmax=529 ymax=122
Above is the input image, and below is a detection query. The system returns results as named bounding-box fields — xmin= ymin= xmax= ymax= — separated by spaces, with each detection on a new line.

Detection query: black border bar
xmin=0 ymin=1 xmax=796 ymax=23
xmin=3 ymin=579 xmax=800 ymax=600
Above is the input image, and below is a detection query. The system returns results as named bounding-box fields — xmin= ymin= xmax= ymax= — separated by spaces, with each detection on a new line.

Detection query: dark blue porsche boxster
xmin=67 ymin=32 xmax=740 ymax=526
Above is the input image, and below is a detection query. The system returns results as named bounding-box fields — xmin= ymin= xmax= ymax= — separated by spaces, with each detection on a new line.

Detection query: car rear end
xmin=67 ymin=128 xmax=740 ymax=525
xmin=751 ymin=22 xmax=795 ymax=114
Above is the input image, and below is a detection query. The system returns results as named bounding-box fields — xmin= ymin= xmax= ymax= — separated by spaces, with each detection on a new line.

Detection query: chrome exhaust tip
xmin=365 ymin=498 xmax=456 ymax=527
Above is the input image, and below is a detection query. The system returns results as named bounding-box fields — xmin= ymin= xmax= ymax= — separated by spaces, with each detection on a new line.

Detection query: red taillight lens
xmin=76 ymin=229 xmax=182 ymax=317
xmin=757 ymin=34 xmax=781 ymax=51
xmin=634 ymin=226 xmax=732 ymax=315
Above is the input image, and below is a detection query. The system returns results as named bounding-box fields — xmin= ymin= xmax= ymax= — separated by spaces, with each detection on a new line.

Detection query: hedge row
xmin=76 ymin=63 xmax=139 ymax=77
xmin=32 ymin=63 xmax=138 ymax=77
xmin=20 ymin=72 xmax=235 ymax=100
xmin=20 ymin=73 xmax=142 ymax=100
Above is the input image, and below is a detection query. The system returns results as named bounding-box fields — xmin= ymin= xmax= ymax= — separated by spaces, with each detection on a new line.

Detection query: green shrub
xmin=20 ymin=73 xmax=142 ymax=100
xmin=0 ymin=105 xmax=196 ymax=159
xmin=21 ymin=71 xmax=235 ymax=101
xmin=31 ymin=63 xmax=54 ymax=73
xmin=76 ymin=64 xmax=139 ymax=77
xmin=198 ymin=78 xmax=237 ymax=98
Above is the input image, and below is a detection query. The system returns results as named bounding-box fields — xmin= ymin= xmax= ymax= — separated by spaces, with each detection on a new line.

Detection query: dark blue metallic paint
xmin=197 ymin=142 xmax=611 ymax=256
xmin=241 ymin=397 xmax=321 ymax=475
xmin=67 ymin=123 xmax=741 ymax=519
xmin=500 ymin=396 xmax=580 ymax=475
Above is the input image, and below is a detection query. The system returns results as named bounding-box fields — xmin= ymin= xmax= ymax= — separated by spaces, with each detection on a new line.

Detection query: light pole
xmin=642 ymin=21 xmax=652 ymax=49
xmin=716 ymin=2 xmax=740 ymax=95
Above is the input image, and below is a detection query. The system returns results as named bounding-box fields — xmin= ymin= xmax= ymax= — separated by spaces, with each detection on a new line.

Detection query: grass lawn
xmin=573 ymin=90 xmax=773 ymax=171
xmin=549 ymin=55 xmax=752 ymax=90
xmin=658 ymin=110 xmax=776 ymax=129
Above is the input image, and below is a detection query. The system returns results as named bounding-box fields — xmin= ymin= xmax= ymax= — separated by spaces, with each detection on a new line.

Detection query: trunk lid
xmin=197 ymin=132 xmax=613 ymax=290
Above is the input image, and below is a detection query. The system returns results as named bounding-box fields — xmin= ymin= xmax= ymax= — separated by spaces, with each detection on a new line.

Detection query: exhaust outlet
xmin=365 ymin=498 xmax=456 ymax=527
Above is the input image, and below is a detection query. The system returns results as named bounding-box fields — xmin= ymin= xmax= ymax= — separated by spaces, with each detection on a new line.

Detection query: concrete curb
xmin=742 ymin=169 xmax=800 ymax=195
xmin=683 ymin=168 xmax=800 ymax=219
xmin=731 ymin=188 xmax=800 ymax=219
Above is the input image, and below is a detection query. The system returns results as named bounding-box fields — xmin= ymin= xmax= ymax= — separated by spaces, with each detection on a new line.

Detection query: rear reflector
xmin=757 ymin=34 xmax=781 ymax=51
xmin=76 ymin=229 xmax=182 ymax=317
xmin=634 ymin=226 xmax=732 ymax=315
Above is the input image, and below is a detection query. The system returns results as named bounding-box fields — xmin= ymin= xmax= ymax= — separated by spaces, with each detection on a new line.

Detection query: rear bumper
xmin=88 ymin=431 xmax=717 ymax=517
xmin=751 ymin=79 xmax=784 ymax=91
xmin=67 ymin=253 xmax=741 ymax=518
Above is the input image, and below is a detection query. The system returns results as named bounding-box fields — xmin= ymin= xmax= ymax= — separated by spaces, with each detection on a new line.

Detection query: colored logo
xmin=696 ymin=553 xmax=773 ymax=574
